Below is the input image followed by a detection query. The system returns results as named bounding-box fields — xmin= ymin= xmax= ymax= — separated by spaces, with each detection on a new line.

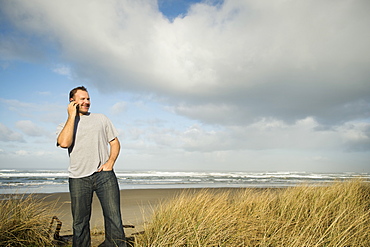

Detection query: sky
xmin=0 ymin=0 xmax=369 ymax=173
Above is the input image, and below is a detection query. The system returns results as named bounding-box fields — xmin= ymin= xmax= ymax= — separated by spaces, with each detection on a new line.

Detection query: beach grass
xmin=135 ymin=179 xmax=370 ymax=246
xmin=0 ymin=194 xmax=56 ymax=247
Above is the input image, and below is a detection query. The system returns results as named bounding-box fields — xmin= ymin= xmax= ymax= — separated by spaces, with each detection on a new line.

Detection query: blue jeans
xmin=69 ymin=171 xmax=126 ymax=247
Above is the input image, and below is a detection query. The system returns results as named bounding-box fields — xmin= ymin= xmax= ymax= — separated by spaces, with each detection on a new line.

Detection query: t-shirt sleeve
xmin=55 ymin=123 xmax=65 ymax=147
xmin=103 ymin=116 xmax=119 ymax=142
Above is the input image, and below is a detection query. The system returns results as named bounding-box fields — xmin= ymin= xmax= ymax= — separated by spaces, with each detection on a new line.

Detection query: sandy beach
xmin=40 ymin=188 xmax=233 ymax=246
xmin=3 ymin=181 xmax=369 ymax=246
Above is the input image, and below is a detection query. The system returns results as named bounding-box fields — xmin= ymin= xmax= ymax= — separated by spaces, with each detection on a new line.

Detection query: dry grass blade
xmin=0 ymin=193 xmax=57 ymax=247
xmin=134 ymin=179 xmax=370 ymax=247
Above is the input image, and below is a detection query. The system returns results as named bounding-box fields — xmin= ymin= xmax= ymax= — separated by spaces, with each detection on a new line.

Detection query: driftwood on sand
xmin=49 ymin=216 xmax=139 ymax=246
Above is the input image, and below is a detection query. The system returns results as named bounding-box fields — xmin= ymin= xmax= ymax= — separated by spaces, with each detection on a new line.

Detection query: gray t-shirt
xmin=57 ymin=113 xmax=119 ymax=178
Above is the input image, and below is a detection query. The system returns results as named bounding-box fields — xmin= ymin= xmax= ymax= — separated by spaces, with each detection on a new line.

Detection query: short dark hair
xmin=69 ymin=86 xmax=88 ymax=100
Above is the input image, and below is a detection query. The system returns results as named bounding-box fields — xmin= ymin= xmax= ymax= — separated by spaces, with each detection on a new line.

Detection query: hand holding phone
xmin=68 ymin=100 xmax=79 ymax=117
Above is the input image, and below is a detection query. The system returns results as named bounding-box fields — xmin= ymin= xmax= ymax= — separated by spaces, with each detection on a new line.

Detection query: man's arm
xmin=57 ymin=101 xmax=78 ymax=148
xmin=98 ymin=137 xmax=120 ymax=172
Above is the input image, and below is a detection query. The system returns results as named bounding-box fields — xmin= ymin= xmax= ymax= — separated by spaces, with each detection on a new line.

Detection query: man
xmin=57 ymin=86 xmax=126 ymax=247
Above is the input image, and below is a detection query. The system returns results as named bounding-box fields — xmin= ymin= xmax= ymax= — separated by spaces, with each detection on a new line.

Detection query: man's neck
xmin=79 ymin=112 xmax=90 ymax=116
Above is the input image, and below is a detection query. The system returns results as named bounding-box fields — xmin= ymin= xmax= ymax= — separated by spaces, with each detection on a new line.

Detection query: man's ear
xmin=70 ymin=98 xmax=74 ymax=102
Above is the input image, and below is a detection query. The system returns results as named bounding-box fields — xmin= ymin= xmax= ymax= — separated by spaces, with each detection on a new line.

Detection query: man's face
xmin=71 ymin=90 xmax=90 ymax=115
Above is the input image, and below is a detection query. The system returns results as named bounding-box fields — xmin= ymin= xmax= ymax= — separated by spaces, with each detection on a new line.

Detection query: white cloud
xmin=15 ymin=120 xmax=44 ymax=137
xmin=53 ymin=64 xmax=72 ymax=78
xmin=2 ymin=0 xmax=369 ymax=126
xmin=37 ymin=91 xmax=51 ymax=96
xmin=1 ymin=98 xmax=39 ymax=112
xmin=121 ymin=117 xmax=363 ymax=153
xmin=336 ymin=121 xmax=370 ymax=152
xmin=15 ymin=150 xmax=29 ymax=156
xmin=172 ymin=103 xmax=239 ymax=125
xmin=311 ymin=156 xmax=328 ymax=162
xmin=13 ymin=149 xmax=53 ymax=156
xmin=110 ymin=101 xmax=127 ymax=115
xmin=118 ymin=116 xmax=369 ymax=171
xmin=0 ymin=32 xmax=46 ymax=63
xmin=1 ymin=0 xmax=369 ymax=171
xmin=0 ymin=98 xmax=65 ymax=124
xmin=0 ymin=123 xmax=24 ymax=142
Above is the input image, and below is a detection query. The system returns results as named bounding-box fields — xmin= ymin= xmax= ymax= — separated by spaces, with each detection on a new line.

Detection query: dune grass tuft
xmin=0 ymin=194 xmax=56 ymax=247
xmin=135 ymin=179 xmax=370 ymax=246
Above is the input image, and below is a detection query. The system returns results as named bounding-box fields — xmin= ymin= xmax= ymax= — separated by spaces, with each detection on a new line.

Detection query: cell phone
xmin=70 ymin=100 xmax=79 ymax=110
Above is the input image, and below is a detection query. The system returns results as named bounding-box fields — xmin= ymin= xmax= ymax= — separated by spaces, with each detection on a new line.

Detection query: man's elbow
xmin=57 ymin=140 xmax=71 ymax=149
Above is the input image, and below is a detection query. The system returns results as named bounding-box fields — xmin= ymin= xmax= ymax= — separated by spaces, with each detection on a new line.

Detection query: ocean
xmin=0 ymin=169 xmax=369 ymax=194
